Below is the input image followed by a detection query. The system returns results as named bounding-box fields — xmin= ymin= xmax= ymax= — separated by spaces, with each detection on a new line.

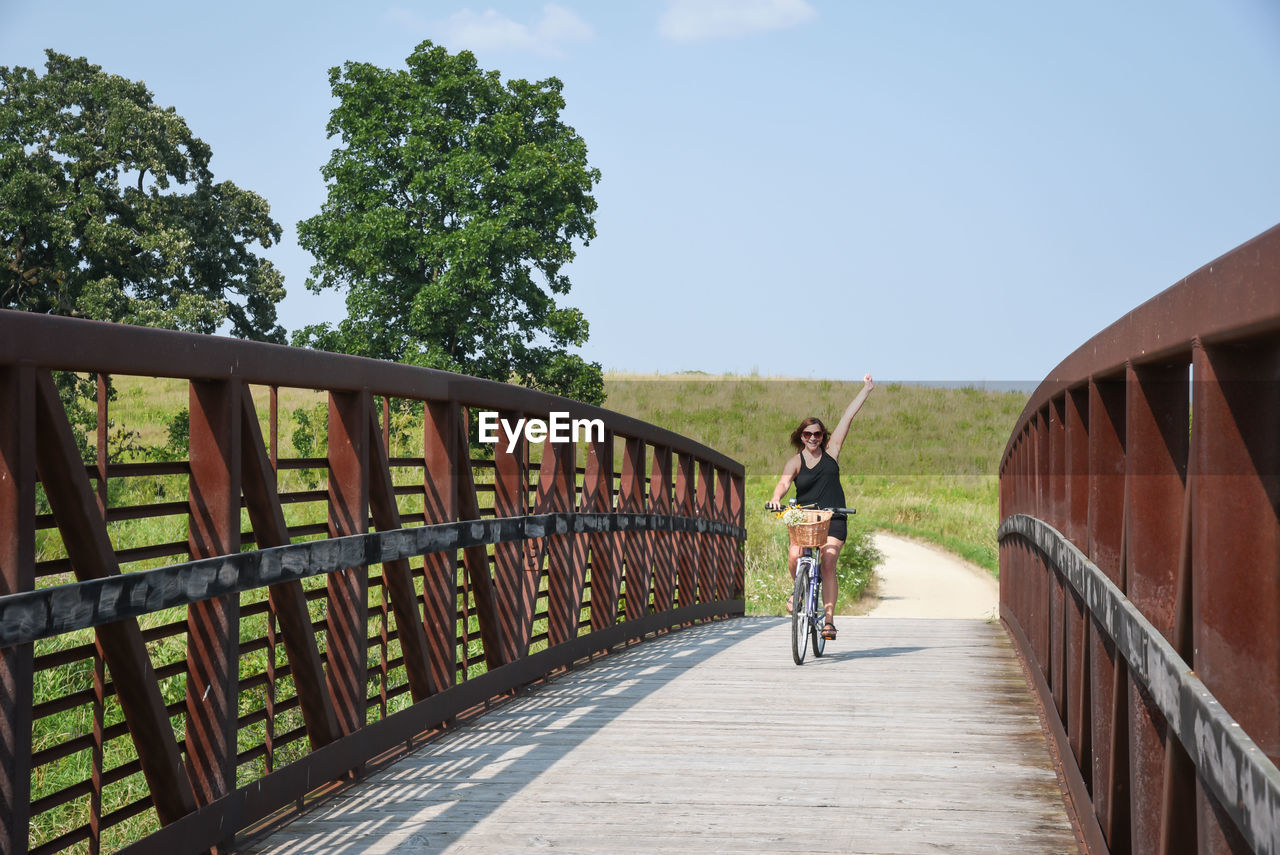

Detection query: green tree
xmin=296 ymin=41 xmax=604 ymax=404
xmin=0 ymin=51 xmax=286 ymax=340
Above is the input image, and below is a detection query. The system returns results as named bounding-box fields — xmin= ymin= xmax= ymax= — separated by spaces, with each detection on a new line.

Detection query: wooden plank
xmin=242 ymin=617 xmax=1080 ymax=855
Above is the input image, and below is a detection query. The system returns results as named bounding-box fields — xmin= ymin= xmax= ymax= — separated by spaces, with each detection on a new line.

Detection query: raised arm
xmin=826 ymin=373 xmax=875 ymax=459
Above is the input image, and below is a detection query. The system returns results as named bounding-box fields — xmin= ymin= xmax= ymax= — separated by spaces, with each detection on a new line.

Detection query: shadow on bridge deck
xmin=240 ymin=617 xmax=1080 ymax=855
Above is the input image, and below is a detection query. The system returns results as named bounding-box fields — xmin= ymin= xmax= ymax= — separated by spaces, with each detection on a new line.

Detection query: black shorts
xmin=827 ymin=514 xmax=847 ymax=543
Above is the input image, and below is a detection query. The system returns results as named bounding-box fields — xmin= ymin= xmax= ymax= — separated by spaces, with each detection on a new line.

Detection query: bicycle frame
xmin=792 ymin=546 xmax=826 ymax=664
xmin=775 ymin=501 xmax=855 ymax=665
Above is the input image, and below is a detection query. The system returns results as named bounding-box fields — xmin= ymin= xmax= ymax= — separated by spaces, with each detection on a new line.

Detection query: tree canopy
xmin=0 ymin=51 xmax=286 ymax=340
xmin=296 ymin=41 xmax=604 ymax=404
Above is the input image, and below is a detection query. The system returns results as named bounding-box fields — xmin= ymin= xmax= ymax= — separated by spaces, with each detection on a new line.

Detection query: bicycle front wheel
xmin=791 ymin=563 xmax=811 ymax=665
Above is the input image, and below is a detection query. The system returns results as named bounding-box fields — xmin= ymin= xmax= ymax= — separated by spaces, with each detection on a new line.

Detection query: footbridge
xmin=0 ymin=225 xmax=1277 ymax=855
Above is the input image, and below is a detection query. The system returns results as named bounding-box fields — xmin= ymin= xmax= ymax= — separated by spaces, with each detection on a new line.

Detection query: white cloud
xmin=441 ymin=4 xmax=594 ymax=56
xmin=658 ymin=0 xmax=816 ymax=43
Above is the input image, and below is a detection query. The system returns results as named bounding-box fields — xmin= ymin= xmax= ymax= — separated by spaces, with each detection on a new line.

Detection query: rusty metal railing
xmin=0 ymin=311 xmax=746 ymax=855
xmin=997 ymin=225 xmax=1280 ymax=855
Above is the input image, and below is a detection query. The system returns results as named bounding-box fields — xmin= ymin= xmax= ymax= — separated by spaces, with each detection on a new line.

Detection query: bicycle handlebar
xmin=763 ymin=502 xmax=856 ymax=515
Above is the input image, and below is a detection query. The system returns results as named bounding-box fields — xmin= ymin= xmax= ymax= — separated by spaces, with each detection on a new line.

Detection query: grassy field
xmin=602 ymin=374 xmax=1027 ymax=612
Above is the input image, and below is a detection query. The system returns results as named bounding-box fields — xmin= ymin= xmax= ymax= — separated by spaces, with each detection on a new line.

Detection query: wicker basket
xmin=787 ymin=509 xmax=833 ymax=547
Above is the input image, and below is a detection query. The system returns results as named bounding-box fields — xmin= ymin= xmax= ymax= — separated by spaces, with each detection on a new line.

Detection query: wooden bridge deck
xmin=241 ymin=617 xmax=1080 ymax=855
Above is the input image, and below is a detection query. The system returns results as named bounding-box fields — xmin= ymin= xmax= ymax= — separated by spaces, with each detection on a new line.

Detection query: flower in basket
xmin=780 ymin=507 xmax=806 ymax=526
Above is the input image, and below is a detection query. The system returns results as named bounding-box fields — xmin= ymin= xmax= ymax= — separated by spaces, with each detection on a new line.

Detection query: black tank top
xmin=794 ymin=451 xmax=846 ymax=511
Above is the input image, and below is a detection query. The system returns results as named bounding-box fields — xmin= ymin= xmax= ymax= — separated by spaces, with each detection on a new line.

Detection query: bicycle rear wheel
xmin=791 ymin=563 xmax=811 ymax=665
xmin=811 ymin=574 xmax=826 ymax=657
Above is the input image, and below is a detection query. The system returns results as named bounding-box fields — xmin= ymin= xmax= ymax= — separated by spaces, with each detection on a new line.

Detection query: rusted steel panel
xmin=95 ymin=374 xmax=108 ymax=515
xmin=1158 ymin=417 xmax=1199 ymax=855
xmin=421 ymin=401 xmax=459 ymax=691
xmin=583 ymin=432 xmax=621 ymax=632
xmin=1023 ymin=429 xmax=1034 ymax=631
xmin=325 ymin=391 xmax=371 ymax=736
xmin=620 ymin=438 xmax=651 ymax=621
xmin=1001 ymin=515 xmax=1280 ymax=855
xmin=1049 ymin=397 xmax=1068 ymax=722
xmin=1034 ymin=409 xmax=1051 ymax=682
xmin=0 ymin=312 xmax=745 ymax=477
xmin=1192 ymin=338 xmax=1280 ymax=855
xmin=1049 ymin=397 xmax=1068 ymax=531
xmin=184 ymin=379 xmax=242 ymax=813
xmin=1089 ymin=375 xmax=1129 ymax=848
xmin=0 ymin=365 xmax=34 ymax=855
xmin=1064 ymin=387 xmax=1091 ymax=777
xmin=1065 ymin=388 xmax=1091 ymax=550
xmin=31 ymin=370 xmax=198 ymax=825
xmin=537 ymin=439 xmax=587 ymax=646
xmin=366 ymin=406 xmax=435 ymax=702
xmin=998 ymin=436 xmax=1013 ymax=625
xmin=714 ymin=467 xmax=734 ymax=604
xmin=696 ymin=459 xmax=715 ymax=606
xmin=729 ymin=473 xmax=745 ymax=598
xmin=648 ymin=446 xmax=676 ymax=614
xmin=238 ymin=390 xmax=340 ymax=749
xmin=674 ymin=454 xmax=697 ymax=608
xmin=1017 ymin=426 xmax=1032 ymax=667
xmin=491 ymin=412 xmax=534 ymax=663
xmin=455 ymin=412 xmax=506 ymax=674
xmin=1125 ymin=361 xmax=1189 ymax=855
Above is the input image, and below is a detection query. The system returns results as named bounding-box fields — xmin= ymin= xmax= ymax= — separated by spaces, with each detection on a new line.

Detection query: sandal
xmin=784 ymin=595 xmax=794 ymax=614
xmin=822 ymin=622 xmax=838 ymax=640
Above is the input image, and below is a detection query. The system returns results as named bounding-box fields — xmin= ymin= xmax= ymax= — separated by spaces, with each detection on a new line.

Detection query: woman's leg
xmin=785 ymin=541 xmax=802 ymax=613
xmin=820 ymin=537 xmax=844 ymax=625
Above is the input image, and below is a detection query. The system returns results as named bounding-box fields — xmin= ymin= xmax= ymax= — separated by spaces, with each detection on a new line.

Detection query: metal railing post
xmin=0 ymin=365 xmax=35 ymax=855
xmin=185 ymin=378 xmax=243 ymax=818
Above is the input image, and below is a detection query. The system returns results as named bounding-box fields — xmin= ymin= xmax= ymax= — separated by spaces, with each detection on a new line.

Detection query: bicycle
xmin=768 ymin=501 xmax=857 ymax=665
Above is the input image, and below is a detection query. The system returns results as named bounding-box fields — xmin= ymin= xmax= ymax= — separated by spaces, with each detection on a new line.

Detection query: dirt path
xmin=862 ymin=533 xmax=999 ymax=620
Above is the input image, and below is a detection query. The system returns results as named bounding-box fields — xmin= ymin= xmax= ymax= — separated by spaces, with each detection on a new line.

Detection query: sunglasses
xmin=801 ymin=430 xmax=824 ymax=438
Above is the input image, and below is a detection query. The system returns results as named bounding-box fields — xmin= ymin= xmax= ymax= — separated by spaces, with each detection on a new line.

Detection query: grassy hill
xmin=602 ymin=374 xmax=1027 ymax=613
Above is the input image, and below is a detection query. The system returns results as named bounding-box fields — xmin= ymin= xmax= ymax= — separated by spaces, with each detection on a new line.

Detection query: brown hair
xmin=790 ymin=417 xmax=829 ymax=451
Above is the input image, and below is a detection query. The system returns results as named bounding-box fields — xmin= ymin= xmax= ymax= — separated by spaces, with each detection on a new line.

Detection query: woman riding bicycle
xmin=766 ymin=374 xmax=875 ymax=640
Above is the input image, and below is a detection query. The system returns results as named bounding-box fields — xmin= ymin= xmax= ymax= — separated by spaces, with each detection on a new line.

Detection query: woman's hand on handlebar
xmin=765 ymin=499 xmax=783 ymax=511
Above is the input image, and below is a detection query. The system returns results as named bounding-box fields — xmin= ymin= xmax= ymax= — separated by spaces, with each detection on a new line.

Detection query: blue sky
xmin=3 ymin=0 xmax=1278 ymax=383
